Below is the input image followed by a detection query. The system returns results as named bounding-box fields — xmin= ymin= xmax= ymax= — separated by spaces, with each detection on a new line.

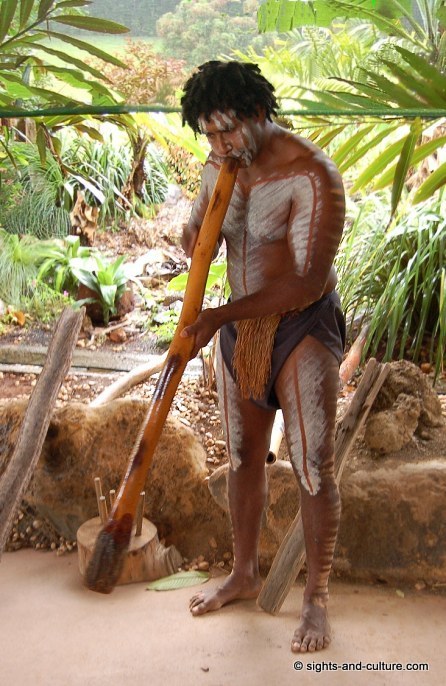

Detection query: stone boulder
xmin=364 ymin=361 xmax=444 ymax=453
xmin=0 ymin=399 xmax=231 ymax=560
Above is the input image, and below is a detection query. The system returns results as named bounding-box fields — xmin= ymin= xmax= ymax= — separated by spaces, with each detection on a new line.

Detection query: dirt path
xmin=1 ymin=549 xmax=443 ymax=686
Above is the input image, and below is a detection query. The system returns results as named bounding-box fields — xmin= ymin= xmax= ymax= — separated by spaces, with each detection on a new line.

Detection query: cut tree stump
xmin=257 ymin=358 xmax=390 ymax=615
xmin=0 ymin=307 xmax=84 ymax=556
xmin=77 ymin=517 xmax=183 ymax=585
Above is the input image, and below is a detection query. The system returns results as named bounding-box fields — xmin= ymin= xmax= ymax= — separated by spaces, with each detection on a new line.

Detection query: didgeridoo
xmin=86 ymin=157 xmax=239 ymax=593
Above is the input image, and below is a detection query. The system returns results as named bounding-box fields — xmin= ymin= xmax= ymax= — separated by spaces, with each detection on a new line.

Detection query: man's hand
xmin=180 ymin=308 xmax=221 ymax=359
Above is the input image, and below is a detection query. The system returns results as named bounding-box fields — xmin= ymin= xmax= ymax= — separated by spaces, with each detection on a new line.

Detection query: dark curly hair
xmin=181 ymin=60 xmax=278 ymax=134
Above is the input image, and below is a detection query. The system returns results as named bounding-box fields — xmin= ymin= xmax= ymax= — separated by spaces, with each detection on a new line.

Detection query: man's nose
xmin=213 ymin=133 xmax=232 ymax=155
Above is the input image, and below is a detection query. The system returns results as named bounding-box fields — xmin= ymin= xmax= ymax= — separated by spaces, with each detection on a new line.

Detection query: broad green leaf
xmin=391 ymin=118 xmax=422 ymax=216
xmin=146 ymin=571 xmax=209 ymax=592
xmin=73 ymin=124 xmax=104 ymax=141
xmin=168 ymin=272 xmax=189 ymax=292
xmin=40 ymin=66 xmax=94 ymax=91
xmin=331 ymin=125 xmax=374 ymax=167
xmin=380 ymin=58 xmax=445 ymax=108
xmin=0 ymin=0 xmax=18 ymax=43
xmin=99 ymin=284 xmax=117 ymax=309
xmin=374 ymin=134 xmax=446 ymax=189
xmin=395 ymin=46 xmax=446 ymax=101
xmin=52 ymin=15 xmax=129 ymax=34
xmin=338 ymin=125 xmax=400 ymax=174
xmin=413 ymin=160 xmax=446 ymax=203
xmin=351 ymin=134 xmax=408 ymax=192
xmin=0 ymin=72 xmax=74 ymax=103
xmin=258 ymin=0 xmax=412 ymax=34
xmin=312 ymin=125 xmax=346 ymax=149
xmin=33 ymin=43 xmax=111 ymax=82
xmin=71 ymin=267 xmax=99 ymax=293
xmin=38 ymin=0 xmax=56 ymax=21
xmin=358 ymin=68 xmax=422 ymax=108
xmin=19 ymin=0 xmax=34 ymax=29
xmin=57 ymin=1 xmax=92 ymax=8
xmin=0 ymin=73 xmax=37 ymax=99
xmin=42 ymin=66 xmax=112 ymax=96
xmin=46 ymin=30 xmax=128 ymax=68
xmin=69 ymin=172 xmax=106 ymax=204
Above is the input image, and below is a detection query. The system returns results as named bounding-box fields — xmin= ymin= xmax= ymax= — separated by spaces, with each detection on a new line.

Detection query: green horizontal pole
xmin=1 ymin=104 xmax=446 ymax=119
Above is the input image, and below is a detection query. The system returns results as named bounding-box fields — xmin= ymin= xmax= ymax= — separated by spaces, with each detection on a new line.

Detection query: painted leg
xmin=190 ymin=344 xmax=275 ymax=616
xmin=275 ymin=336 xmax=341 ymax=652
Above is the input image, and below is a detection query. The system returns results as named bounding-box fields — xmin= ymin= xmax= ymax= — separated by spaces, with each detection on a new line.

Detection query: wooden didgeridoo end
xmin=84 ymin=514 xmax=133 ymax=593
xmin=85 ymin=158 xmax=240 ymax=594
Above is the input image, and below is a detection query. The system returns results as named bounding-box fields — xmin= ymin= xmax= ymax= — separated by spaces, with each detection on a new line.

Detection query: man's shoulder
xmin=272 ymin=129 xmax=342 ymax=184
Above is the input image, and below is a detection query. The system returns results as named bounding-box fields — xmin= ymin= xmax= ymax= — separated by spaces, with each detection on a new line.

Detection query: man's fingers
xmin=180 ymin=326 xmax=193 ymax=338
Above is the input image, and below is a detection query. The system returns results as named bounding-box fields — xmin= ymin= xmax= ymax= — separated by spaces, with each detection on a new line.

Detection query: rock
xmin=369 ymin=360 xmax=444 ymax=429
xmin=336 ymin=460 xmax=446 ymax=585
xmin=0 ymin=399 xmax=231 ymax=559
xmin=207 ymin=456 xmax=446 ymax=584
xmin=363 ymin=361 xmax=444 ymax=454
xmin=364 ymin=393 xmax=422 ymax=453
xmin=109 ymin=328 xmax=127 ymax=343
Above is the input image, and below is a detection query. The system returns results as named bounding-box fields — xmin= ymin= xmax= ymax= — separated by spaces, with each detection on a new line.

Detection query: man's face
xmin=198 ymin=109 xmax=263 ymax=167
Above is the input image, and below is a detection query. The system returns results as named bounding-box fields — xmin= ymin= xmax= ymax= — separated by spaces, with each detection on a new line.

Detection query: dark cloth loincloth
xmin=219 ymin=290 xmax=346 ymax=411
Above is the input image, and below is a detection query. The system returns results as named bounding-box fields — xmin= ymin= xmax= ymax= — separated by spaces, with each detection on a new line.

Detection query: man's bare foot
xmin=291 ymin=597 xmax=331 ymax=653
xmin=189 ymin=573 xmax=262 ymax=616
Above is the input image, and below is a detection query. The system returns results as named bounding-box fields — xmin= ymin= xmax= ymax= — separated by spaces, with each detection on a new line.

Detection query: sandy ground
xmin=1 ymin=550 xmax=443 ymax=686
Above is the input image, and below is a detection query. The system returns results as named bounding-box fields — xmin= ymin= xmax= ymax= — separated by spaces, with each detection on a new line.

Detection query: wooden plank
xmin=0 ymin=307 xmax=84 ymax=556
xmin=0 ymin=344 xmax=203 ymax=376
xmin=257 ymin=358 xmax=390 ymax=615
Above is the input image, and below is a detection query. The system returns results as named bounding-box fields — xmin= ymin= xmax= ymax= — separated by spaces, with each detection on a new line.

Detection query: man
xmin=180 ymin=61 xmax=345 ymax=653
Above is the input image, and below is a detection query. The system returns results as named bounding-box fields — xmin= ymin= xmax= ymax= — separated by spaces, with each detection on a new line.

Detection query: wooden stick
xmin=85 ymin=158 xmax=240 ymax=593
xmin=89 ymin=353 xmax=168 ymax=407
xmin=94 ymin=477 xmax=103 ymax=510
xmin=109 ymin=490 xmax=116 ymax=508
xmin=0 ymin=307 xmax=84 ymax=556
xmin=257 ymin=358 xmax=390 ymax=614
xmin=266 ymin=411 xmax=284 ymax=464
xmin=339 ymin=324 xmax=369 ymax=385
xmin=99 ymin=496 xmax=108 ymax=525
xmin=135 ymin=491 xmax=145 ymax=537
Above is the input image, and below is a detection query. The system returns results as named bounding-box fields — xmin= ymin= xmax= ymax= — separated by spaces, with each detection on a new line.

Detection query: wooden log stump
xmin=77 ymin=517 xmax=183 ymax=586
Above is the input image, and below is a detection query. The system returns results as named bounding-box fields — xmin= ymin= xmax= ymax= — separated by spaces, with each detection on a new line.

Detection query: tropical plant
xmin=256 ymin=0 xmax=446 ymax=213
xmin=0 ymin=143 xmax=71 ymax=237
xmin=71 ymin=253 xmax=130 ymax=325
xmin=168 ymin=261 xmax=231 ymax=300
xmin=37 ymin=235 xmax=92 ymax=294
xmin=0 ymin=228 xmax=50 ymax=305
xmin=0 ymin=0 xmax=129 ymax=111
xmin=22 ymin=280 xmax=72 ymax=323
xmin=336 ymin=192 xmax=446 ymax=378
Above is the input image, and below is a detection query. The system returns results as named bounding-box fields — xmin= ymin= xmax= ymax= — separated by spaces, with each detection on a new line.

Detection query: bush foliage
xmin=156 ymin=0 xmax=272 ymax=66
